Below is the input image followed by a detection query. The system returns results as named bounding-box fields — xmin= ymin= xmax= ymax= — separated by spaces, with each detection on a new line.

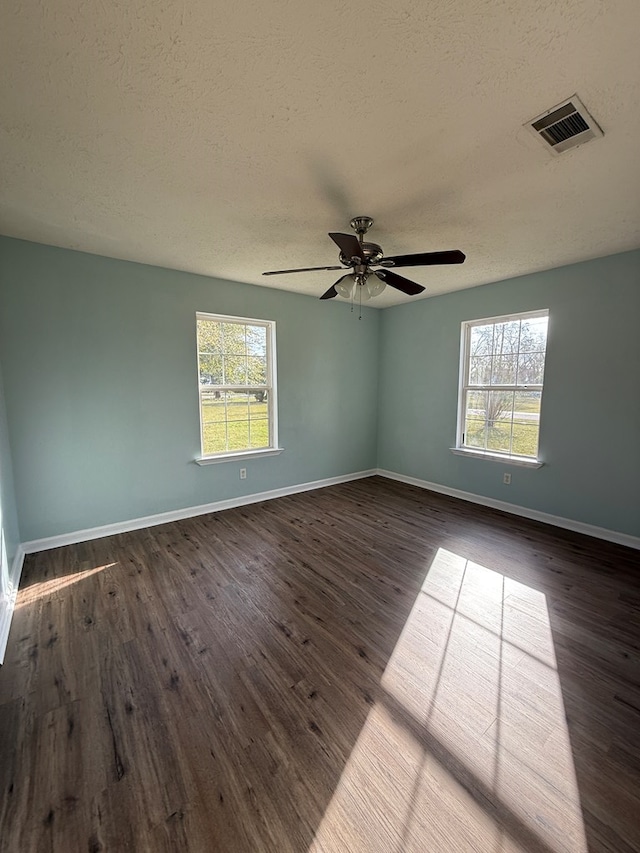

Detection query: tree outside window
xmin=196 ymin=314 xmax=276 ymax=457
xmin=458 ymin=311 xmax=549 ymax=459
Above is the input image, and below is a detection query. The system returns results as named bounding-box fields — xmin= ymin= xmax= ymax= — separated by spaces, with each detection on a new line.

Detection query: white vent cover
xmin=527 ymin=95 xmax=603 ymax=155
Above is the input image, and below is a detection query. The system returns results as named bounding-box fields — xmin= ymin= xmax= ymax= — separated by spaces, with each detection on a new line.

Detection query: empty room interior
xmin=1 ymin=0 xmax=639 ymax=851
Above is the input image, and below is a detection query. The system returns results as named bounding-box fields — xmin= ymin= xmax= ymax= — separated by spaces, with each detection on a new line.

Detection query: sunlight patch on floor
xmin=308 ymin=548 xmax=587 ymax=853
xmin=15 ymin=562 xmax=116 ymax=608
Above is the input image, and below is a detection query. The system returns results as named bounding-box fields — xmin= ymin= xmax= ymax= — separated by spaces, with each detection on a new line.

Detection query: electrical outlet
xmin=240 ymin=468 xmax=247 ymax=480
xmin=503 ymin=472 xmax=511 ymax=485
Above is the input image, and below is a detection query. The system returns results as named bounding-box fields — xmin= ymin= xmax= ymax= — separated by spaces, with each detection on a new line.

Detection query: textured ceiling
xmin=1 ymin=0 xmax=639 ymax=307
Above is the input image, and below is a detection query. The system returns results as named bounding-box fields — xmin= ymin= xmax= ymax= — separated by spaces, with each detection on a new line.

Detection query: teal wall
xmin=1 ymin=237 xmax=638 ymax=543
xmin=0 ymin=237 xmax=379 ymax=541
xmin=377 ymin=250 xmax=640 ymax=538
xmin=0 ymin=360 xmax=20 ymax=567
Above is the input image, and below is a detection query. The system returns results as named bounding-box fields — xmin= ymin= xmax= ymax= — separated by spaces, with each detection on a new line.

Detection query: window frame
xmin=454 ymin=308 xmax=549 ymax=466
xmin=195 ymin=311 xmax=280 ymax=464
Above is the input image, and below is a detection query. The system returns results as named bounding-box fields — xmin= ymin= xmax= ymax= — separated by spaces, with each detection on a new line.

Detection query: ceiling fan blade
xmin=319 ymin=274 xmax=355 ymax=301
xmin=263 ymin=265 xmax=344 ymax=276
xmin=380 ymin=250 xmax=466 ymax=268
xmin=376 ymin=269 xmax=425 ymax=296
xmin=328 ymin=232 xmax=366 ymax=262
xmin=319 ymin=284 xmax=339 ymax=300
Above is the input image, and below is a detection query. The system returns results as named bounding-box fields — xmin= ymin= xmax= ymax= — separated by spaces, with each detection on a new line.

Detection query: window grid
xmin=196 ymin=314 xmax=276 ymax=458
xmin=458 ymin=310 xmax=548 ymax=460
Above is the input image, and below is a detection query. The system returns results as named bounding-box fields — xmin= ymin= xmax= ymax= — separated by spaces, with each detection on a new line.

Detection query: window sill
xmin=195 ymin=448 xmax=284 ymax=466
xmin=450 ymin=447 xmax=544 ymax=468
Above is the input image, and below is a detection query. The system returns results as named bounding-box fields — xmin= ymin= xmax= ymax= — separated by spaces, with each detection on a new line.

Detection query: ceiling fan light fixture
xmin=366 ymin=276 xmax=386 ymax=298
xmin=335 ymin=276 xmax=355 ymax=299
xmin=358 ymin=279 xmax=371 ymax=301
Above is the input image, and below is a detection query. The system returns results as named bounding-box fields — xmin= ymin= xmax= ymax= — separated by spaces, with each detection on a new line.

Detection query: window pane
xmin=198 ymin=320 xmax=222 ymax=353
xmin=226 ymin=391 xmax=249 ymax=421
xmin=511 ymin=423 xmax=539 ymax=457
xmin=463 ymin=387 xmax=540 ymax=458
xmin=486 ymin=389 xmax=514 ymax=454
xmin=517 ymin=352 xmax=545 ymax=385
xmin=469 ymin=356 xmax=492 ymax=385
xmin=228 ymin=422 xmax=250 ymax=451
xmin=465 ymin=419 xmax=487 ymax=448
xmin=222 ymin=323 xmax=246 ymax=355
xmin=520 ymin=317 xmax=548 ymax=353
xmin=464 ymin=390 xmax=487 ymax=448
xmin=201 ymin=390 xmax=226 ymax=423
xmin=487 ymin=390 xmax=514 ymax=427
xmin=248 ymin=393 xmax=268 ymax=417
xmin=199 ymin=354 xmax=223 ymax=385
xmin=246 ymin=325 xmax=267 ymax=358
xmin=470 ymin=325 xmax=494 ymax=357
xmin=247 ymin=356 xmax=267 ymax=385
xmin=513 ymin=391 xmax=541 ymax=424
xmin=248 ymin=419 xmax=269 ymax=449
xmin=492 ymin=320 xmax=521 ymax=354
xmin=202 ymin=422 xmax=227 ymax=455
xmin=466 ymin=389 xmax=486 ymax=411
xmin=486 ymin=426 xmax=512 ymax=454
xmin=491 ymin=354 xmax=518 ymax=386
xmin=224 ymin=356 xmax=247 ymax=385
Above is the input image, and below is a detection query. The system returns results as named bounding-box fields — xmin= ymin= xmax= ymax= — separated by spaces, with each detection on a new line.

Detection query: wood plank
xmin=0 ymin=477 xmax=638 ymax=852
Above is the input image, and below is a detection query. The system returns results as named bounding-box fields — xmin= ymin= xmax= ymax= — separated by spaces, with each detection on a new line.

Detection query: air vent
xmin=527 ymin=95 xmax=603 ymax=155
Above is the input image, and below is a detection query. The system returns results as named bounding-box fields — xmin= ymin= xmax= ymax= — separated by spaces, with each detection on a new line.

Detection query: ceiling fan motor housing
xmin=339 ymin=242 xmax=383 ymax=267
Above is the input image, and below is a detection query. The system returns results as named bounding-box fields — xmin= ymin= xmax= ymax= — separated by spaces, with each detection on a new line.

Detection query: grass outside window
xmin=458 ymin=310 xmax=549 ymax=462
xmin=196 ymin=313 xmax=276 ymax=459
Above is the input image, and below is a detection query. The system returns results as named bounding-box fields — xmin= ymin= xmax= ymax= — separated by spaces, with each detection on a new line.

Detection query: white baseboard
xmin=21 ymin=469 xmax=377 ymax=555
xmin=20 ymin=466 xmax=639 ymax=555
xmin=376 ymin=469 xmax=640 ymax=550
xmin=0 ymin=545 xmax=26 ymax=664
xmin=8 ymin=465 xmax=636 ymax=663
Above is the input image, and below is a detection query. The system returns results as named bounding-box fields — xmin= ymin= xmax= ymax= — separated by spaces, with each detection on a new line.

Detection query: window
xmin=196 ymin=313 xmax=277 ymax=459
xmin=456 ymin=309 xmax=549 ymax=463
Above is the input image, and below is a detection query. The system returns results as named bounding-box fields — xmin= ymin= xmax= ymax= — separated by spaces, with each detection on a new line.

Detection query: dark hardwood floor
xmin=0 ymin=476 xmax=639 ymax=852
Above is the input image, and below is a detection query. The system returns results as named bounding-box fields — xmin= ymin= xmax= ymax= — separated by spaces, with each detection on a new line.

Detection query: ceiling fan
xmin=263 ymin=216 xmax=465 ymax=301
